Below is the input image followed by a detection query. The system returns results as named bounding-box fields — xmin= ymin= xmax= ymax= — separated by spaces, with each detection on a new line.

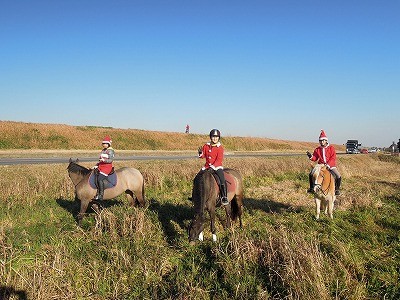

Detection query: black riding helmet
xmin=209 ymin=129 xmax=221 ymax=139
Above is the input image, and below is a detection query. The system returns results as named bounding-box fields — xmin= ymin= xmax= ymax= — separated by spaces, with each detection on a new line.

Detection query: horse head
xmin=188 ymin=214 xmax=205 ymax=243
xmin=188 ymin=171 xmax=209 ymax=242
xmin=312 ymin=164 xmax=326 ymax=193
xmin=67 ymin=158 xmax=91 ymax=186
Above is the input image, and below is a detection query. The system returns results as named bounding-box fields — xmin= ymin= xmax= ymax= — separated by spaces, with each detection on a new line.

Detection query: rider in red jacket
xmin=307 ymin=130 xmax=341 ymax=195
xmin=198 ymin=129 xmax=228 ymax=205
xmin=94 ymin=136 xmax=115 ymax=201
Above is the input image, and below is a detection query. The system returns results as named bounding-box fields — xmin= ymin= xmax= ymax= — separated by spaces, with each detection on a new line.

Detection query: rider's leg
xmin=95 ymin=173 xmax=107 ymax=200
xmin=215 ymin=169 xmax=228 ymax=205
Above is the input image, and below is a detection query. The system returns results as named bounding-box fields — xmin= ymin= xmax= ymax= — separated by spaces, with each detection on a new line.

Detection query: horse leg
xmin=125 ymin=190 xmax=137 ymax=206
xmin=323 ymin=199 xmax=328 ymax=215
xmin=315 ymin=197 xmax=321 ymax=220
xmin=209 ymin=208 xmax=217 ymax=242
xmin=224 ymin=204 xmax=232 ymax=228
xmin=328 ymin=195 xmax=335 ymax=219
xmin=77 ymin=198 xmax=91 ymax=226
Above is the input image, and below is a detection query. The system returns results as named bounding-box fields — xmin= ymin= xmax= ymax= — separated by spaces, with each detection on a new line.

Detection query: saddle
xmin=207 ymin=170 xmax=235 ymax=198
xmin=89 ymin=168 xmax=117 ymax=190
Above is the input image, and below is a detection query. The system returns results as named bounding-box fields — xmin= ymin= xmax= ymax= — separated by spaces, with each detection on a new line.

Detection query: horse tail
xmin=231 ymin=197 xmax=239 ymax=221
xmin=228 ymin=170 xmax=243 ymax=222
xmin=141 ymin=179 xmax=146 ymax=206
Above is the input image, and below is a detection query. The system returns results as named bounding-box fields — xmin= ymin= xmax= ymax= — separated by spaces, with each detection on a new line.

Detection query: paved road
xmin=0 ymin=152 xmax=313 ymax=166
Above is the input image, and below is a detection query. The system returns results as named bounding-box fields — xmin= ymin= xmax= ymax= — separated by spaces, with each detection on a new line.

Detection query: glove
xmin=306 ymin=151 xmax=312 ymax=159
xmin=198 ymin=147 xmax=202 ymax=155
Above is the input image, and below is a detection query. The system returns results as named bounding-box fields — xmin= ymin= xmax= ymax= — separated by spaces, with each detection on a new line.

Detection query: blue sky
xmin=1 ymin=1 xmax=399 ymax=147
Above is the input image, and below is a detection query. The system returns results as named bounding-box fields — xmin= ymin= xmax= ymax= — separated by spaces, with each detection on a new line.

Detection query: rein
xmin=316 ymin=170 xmax=332 ymax=196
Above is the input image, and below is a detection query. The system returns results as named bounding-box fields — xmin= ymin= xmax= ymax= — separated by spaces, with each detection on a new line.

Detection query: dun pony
xmin=67 ymin=159 xmax=146 ymax=225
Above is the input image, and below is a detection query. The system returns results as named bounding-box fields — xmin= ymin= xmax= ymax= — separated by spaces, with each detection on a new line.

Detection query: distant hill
xmin=0 ymin=120 xmax=344 ymax=152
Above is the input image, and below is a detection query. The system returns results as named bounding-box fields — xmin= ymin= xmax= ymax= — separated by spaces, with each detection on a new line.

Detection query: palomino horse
xmin=67 ymin=159 xmax=146 ymax=225
xmin=312 ymin=164 xmax=336 ymax=219
xmin=188 ymin=168 xmax=244 ymax=243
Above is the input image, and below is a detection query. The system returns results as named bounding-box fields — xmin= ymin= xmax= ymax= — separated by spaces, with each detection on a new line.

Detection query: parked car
xmin=369 ymin=147 xmax=378 ymax=153
xmin=361 ymin=149 xmax=369 ymax=154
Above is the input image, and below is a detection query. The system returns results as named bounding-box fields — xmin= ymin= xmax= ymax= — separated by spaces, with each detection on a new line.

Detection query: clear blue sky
xmin=1 ymin=1 xmax=399 ymax=147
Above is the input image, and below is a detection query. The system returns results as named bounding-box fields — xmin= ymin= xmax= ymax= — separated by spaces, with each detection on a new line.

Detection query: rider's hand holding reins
xmin=198 ymin=147 xmax=202 ymax=156
xmin=306 ymin=151 xmax=312 ymax=159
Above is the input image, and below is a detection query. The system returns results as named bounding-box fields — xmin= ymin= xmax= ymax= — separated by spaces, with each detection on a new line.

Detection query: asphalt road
xmin=0 ymin=152 xmax=311 ymax=166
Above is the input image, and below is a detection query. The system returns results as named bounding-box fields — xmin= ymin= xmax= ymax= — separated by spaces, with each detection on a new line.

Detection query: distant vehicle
xmin=369 ymin=147 xmax=378 ymax=153
xmin=346 ymin=140 xmax=361 ymax=154
xmin=361 ymin=149 xmax=368 ymax=154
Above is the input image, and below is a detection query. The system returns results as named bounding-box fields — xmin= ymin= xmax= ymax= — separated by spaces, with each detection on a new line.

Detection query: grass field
xmin=1 ymin=152 xmax=399 ymax=299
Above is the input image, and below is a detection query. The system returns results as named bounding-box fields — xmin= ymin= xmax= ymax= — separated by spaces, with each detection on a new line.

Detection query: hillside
xmin=0 ymin=120 xmax=344 ymax=152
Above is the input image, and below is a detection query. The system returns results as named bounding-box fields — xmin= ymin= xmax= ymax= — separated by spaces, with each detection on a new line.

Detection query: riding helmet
xmin=209 ymin=129 xmax=221 ymax=138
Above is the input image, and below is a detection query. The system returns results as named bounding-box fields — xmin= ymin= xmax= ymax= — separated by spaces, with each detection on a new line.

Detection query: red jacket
xmin=97 ymin=147 xmax=115 ymax=175
xmin=199 ymin=142 xmax=224 ymax=170
xmin=310 ymin=144 xmax=337 ymax=168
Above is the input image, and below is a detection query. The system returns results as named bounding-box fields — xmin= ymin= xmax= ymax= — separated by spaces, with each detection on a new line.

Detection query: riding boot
xmin=307 ymin=173 xmax=314 ymax=193
xmin=220 ymin=183 xmax=229 ymax=206
xmin=95 ymin=178 xmax=105 ymax=201
xmin=335 ymin=177 xmax=341 ymax=196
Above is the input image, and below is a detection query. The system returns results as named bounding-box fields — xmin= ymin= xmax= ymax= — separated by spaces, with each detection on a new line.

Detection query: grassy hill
xmin=0 ymin=120 xmax=344 ymax=152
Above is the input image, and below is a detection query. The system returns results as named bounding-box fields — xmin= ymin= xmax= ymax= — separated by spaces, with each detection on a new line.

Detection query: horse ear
xmin=76 ymin=158 xmax=79 ymax=163
xmin=69 ymin=158 xmax=72 ymax=163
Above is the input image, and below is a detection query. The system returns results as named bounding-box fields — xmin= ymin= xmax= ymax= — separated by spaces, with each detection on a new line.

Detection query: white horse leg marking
xmin=315 ymin=197 xmax=321 ymax=220
xmin=212 ymin=234 xmax=217 ymax=242
xmin=198 ymin=231 xmax=204 ymax=241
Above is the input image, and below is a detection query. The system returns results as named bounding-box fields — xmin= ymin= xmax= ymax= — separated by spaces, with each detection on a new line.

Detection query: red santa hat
xmin=102 ymin=136 xmax=112 ymax=145
xmin=319 ymin=130 xmax=328 ymax=141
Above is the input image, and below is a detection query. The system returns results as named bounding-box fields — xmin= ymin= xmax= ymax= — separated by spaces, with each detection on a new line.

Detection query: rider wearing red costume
xmin=198 ymin=129 xmax=229 ymax=205
xmin=94 ymin=136 xmax=115 ymax=201
xmin=307 ymin=130 xmax=341 ymax=195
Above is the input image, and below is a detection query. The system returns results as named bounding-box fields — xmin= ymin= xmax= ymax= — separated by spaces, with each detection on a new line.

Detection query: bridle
xmin=314 ymin=168 xmax=332 ymax=196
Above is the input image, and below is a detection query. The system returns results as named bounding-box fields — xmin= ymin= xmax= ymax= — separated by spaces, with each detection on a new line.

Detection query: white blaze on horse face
xmin=198 ymin=231 xmax=204 ymax=241
xmin=212 ymin=234 xmax=217 ymax=242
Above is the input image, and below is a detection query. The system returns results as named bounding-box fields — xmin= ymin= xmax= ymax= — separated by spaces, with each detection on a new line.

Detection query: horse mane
xmin=67 ymin=161 xmax=91 ymax=176
xmin=193 ymin=171 xmax=207 ymax=218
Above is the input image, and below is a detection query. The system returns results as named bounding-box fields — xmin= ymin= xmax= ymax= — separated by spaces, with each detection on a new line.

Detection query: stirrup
xmin=93 ymin=194 xmax=103 ymax=201
xmin=221 ymin=197 xmax=229 ymax=206
xmin=335 ymin=190 xmax=340 ymax=196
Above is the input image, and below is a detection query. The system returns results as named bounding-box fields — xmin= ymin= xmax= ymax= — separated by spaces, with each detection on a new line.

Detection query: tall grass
xmin=1 ymin=154 xmax=399 ymax=299
xmin=0 ymin=120 xmax=343 ymax=152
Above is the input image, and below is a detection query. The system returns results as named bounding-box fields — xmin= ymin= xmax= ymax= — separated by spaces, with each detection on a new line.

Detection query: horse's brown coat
xmin=188 ymin=168 xmax=244 ymax=242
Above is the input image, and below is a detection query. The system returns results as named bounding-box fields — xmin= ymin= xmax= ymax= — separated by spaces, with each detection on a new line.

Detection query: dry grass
xmin=0 ymin=120 xmax=344 ymax=152
xmin=0 ymin=152 xmax=399 ymax=299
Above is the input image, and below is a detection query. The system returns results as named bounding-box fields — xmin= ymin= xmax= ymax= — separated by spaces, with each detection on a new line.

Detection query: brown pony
xmin=312 ymin=164 xmax=336 ymax=219
xmin=188 ymin=168 xmax=244 ymax=243
xmin=67 ymin=159 xmax=146 ymax=225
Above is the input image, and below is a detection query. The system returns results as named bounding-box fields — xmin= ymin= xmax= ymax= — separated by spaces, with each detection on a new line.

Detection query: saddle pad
xmin=211 ymin=171 xmax=237 ymax=194
xmin=224 ymin=172 xmax=237 ymax=194
xmin=89 ymin=171 xmax=117 ymax=189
